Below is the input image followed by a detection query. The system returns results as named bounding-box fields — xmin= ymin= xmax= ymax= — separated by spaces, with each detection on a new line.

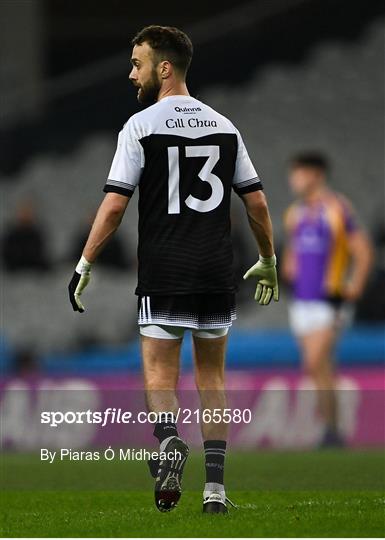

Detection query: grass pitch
xmin=1 ymin=450 xmax=384 ymax=537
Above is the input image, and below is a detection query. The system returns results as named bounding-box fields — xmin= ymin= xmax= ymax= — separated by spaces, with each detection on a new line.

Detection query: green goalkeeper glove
xmin=243 ymin=255 xmax=279 ymax=305
xmin=68 ymin=256 xmax=92 ymax=313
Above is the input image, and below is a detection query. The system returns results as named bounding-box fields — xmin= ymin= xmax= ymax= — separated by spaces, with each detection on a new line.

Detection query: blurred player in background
xmin=68 ymin=25 xmax=279 ymax=513
xmin=282 ymin=153 xmax=373 ymax=446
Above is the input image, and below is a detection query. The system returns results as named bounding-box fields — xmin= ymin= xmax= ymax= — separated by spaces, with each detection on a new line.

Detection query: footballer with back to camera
xmin=68 ymin=25 xmax=279 ymax=513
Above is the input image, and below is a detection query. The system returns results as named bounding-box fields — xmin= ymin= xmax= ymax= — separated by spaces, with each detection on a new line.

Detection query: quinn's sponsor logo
xmin=174 ymin=106 xmax=202 ymax=113
xmin=166 ymin=118 xmax=218 ymax=128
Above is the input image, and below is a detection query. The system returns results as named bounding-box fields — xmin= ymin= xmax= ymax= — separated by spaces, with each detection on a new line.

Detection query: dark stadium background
xmin=1 ymin=0 xmax=384 ymax=451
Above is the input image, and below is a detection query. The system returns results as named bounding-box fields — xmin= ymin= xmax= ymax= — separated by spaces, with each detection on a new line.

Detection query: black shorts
xmin=137 ymin=293 xmax=236 ymax=329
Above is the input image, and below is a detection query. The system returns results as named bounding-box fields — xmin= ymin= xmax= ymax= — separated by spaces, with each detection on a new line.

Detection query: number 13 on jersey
xmin=167 ymin=145 xmax=224 ymax=214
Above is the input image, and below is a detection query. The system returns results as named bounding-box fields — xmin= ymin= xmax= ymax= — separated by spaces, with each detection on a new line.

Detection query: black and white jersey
xmin=104 ymin=95 xmax=262 ymax=296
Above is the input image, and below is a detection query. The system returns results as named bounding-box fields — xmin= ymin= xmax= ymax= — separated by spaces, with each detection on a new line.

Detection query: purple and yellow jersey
xmin=284 ymin=192 xmax=358 ymax=301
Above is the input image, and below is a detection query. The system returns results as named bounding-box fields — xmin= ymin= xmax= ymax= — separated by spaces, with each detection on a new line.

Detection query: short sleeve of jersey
xmin=232 ymin=129 xmax=263 ymax=195
xmin=103 ymin=118 xmax=144 ymax=197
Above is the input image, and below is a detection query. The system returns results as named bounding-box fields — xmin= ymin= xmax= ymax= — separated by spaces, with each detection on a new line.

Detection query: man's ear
xmin=159 ymin=60 xmax=172 ymax=79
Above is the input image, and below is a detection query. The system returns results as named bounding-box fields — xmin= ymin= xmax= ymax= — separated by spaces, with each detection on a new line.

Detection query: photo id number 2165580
xmin=176 ymin=408 xmax=252 ymax=424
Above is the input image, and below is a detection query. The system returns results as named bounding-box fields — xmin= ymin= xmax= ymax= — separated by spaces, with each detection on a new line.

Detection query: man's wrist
xmin=76 ymin=255 xmax=92 ymax=274
xmin=259 ymin=254 xmax=276 ymax=266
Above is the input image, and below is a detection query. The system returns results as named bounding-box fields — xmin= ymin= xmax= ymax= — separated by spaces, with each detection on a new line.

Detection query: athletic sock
xmin=153 ymin=414 xmax=178 ymax=447
xmin=204 ymin=440 xmax=226 ymax=484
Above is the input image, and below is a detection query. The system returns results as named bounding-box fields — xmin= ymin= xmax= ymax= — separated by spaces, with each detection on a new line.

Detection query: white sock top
xmin=203 ymin=482 xmax=226 ymax=500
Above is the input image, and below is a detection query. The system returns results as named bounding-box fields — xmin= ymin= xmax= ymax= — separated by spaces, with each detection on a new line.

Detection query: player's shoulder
xmin=195 ymin=99 xmax=237 ymax=130
xmin=285 ymin=200 xmax=302 ymax=214
xmin=324 ymin=190 xmax=361 ymax=232
xmin=326 ymin=190 xmax=355 ymax=214
xmin=119 ymin=103 xmax=164 ymax=142
xmin=335 ymin=191 xmax=354 ymax=209
xmin=121 ymin=105 xmax=157 ymax=131
xmin=284 ymin=201 xmax=302 ymax=230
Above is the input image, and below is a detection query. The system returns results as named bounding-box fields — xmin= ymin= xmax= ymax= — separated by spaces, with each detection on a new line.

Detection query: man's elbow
xmin=243 ymin=190 xmax=269 ymax=214
xmin=108 ymin=204 xmax=126 ymax=218
xmin=102 ymin=193 xmax=129 ymax=221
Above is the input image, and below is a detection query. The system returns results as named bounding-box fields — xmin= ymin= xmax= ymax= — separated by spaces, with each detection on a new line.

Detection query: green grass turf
xmin=1 ymin=450 xmax=384 ymax=537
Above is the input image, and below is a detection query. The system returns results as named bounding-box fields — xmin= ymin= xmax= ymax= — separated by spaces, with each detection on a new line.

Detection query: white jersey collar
xmin=159 ymin=95 xmax=194 ymax=103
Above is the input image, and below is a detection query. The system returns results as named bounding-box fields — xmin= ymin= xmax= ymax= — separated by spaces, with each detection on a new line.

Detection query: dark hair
xmin=290 ymin=152 xmax=329 ymax=173
xmin=132 ymin=25 xmax=193 ymax=76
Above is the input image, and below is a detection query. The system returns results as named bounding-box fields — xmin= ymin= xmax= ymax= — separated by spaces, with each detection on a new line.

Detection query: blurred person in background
xmin=1 ymin=200 xmax=51 ymax=272
xmin=281 ymin=153 xmax=373 ymax=447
